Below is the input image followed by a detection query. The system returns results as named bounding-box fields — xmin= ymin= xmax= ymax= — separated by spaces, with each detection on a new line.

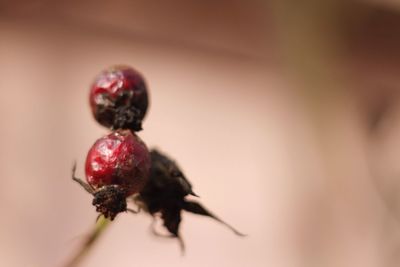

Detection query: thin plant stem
xmin=63 ymin=216 xmax=111 ymax=267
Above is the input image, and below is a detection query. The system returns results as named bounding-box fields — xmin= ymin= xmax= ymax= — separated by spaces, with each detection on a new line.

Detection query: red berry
xmin=85 ymin=130 xmax=150 ymax=196
xmin=89 ymin=66 xmax=149 ymax=131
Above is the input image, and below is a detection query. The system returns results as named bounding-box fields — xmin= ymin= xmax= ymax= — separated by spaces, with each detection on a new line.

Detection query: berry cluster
xmin=73 ymin=65 xmax=243 ymax=248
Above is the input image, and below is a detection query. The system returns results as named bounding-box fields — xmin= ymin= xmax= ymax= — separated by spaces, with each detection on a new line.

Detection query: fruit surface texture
xmin=85 ymin=130 xmax=150 ymax=195
xmin=89 ymin=66 xmax=149 ymax=131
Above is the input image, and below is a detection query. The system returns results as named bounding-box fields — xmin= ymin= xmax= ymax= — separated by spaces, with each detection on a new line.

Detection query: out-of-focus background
xmin=2 ymin=0 xmax=400 ymax=266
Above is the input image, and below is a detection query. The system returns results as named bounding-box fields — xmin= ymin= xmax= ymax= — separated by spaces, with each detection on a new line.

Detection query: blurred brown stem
xmin=63 ymin=216 xmax=111 ymax=267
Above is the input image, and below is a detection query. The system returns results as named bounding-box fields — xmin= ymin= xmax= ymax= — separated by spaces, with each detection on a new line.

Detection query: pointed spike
xmin=127 ymin=207 xmax=140 ymax=214
xmin=150 ymin=217 xmax=169 ymax=237
xmin=95 ymin=214 xmax=102 ymax=222
xmin=182 ymin=200 xmax=246 ymax=237
xmin=176 ymin=234 xmax=185 ymax=256
xmin=189 ymin=190 xmax=200 ymax=197
xmin=72 ymin=161 xmax=77 ymax=178
xmin=72 ymin=162 xmax=95 ymax=194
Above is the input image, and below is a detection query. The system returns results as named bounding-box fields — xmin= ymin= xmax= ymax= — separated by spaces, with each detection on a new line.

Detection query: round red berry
xmin=85 ymin=130 xmax=150 ymax=196
xmin=89 ymin=66 xmax=149 ymax=131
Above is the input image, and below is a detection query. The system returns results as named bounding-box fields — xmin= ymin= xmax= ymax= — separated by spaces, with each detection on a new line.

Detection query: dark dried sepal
xmin=94 ymin=91 xmax=145 ymax=132
xmin=161 ymin=207 xmax=182 ymax=236
xmin=135 ymin=149 xmax=244 ymax=252
xmin=182 ymin=201 xmax=246 ymax=236
xmin=112 ymin=105 xmax=143 ymax=131
xmin=92 ymin=185 xmax=127 ymax=220
xmin=147 ymin=150 xmax=197 ymax=197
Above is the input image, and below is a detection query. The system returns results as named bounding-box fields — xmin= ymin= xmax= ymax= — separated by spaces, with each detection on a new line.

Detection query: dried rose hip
xmin=89 ymin=66 xmax=149 ymax=131
xmin=73 ymin=130 xmax=150 ymax=220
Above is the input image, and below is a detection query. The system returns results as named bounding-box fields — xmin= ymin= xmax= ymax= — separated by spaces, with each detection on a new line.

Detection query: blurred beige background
xmin=2 ymin=1 xmax=400 ymax=267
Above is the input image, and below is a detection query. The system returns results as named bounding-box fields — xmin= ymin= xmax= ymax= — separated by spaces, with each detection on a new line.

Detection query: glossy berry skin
xmin=89 ymin=66 xmax=149 ymax=131
xmin=85 ymin=130 xmax=150 ymax=196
